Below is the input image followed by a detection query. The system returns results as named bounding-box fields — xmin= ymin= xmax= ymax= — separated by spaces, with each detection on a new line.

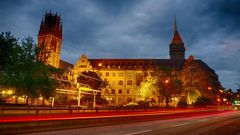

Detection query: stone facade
xmin=38 ymin=12 xmax=62 ymax=68
xmin=38 ymin=13 xmax=222 ymax=106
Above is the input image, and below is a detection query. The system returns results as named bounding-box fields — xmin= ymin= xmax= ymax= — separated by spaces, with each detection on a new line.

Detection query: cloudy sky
xmin=0 ymin=0 xmax=239 ymax=90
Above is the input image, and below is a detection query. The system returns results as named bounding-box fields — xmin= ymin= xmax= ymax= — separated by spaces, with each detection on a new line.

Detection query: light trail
xmin=0 ymin=109 xmax=232 ymax=123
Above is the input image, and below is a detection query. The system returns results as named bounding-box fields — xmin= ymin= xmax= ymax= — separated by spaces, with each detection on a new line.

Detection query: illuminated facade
xmin=38 ymin=13 xmax=222 ymax=106
xmin=38 ymin=12 xmax=62 ymax=68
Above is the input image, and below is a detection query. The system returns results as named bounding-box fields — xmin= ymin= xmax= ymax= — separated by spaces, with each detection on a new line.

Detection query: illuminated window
xmin=127 ymin=98 xmax=132 ymax=102
xmin=127 ymin=89 xmax=130 ymax=94
xmin=127 ymin=73 xmax=132 ymax=77
xmin=118 ymin=72 xmax=124 ymax=77
xmin=118 ymin=89 xmax=122 ymax=94
xmin=127 ymin=80 xmax=132 ymax=85
xmin=111 ymin=89 xmax=115 ymax=94
xmin=112 ymin=72 xmax=116 ymax=77
xmin=106 ymin=72 xmax=109 ymax=76
xmin=118 ymin=81 xmax=123 ymax=85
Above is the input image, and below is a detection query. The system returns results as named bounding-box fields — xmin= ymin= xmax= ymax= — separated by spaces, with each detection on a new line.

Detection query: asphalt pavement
xmin=24 ymin=110 xmax=240 ymax=135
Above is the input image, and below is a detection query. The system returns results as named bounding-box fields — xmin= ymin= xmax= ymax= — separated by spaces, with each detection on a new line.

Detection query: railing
xmin=0 ymin=106 xmax=162 ymax=116
xmin=0 ymin=105 xmax=233 ymax=116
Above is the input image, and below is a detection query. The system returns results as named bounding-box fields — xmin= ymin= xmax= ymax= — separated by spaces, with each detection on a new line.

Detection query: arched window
xmin=118 ymin=89 xmax=122 ymax=94
xmin=111 ymin=89 xmax=115 ymax=94
xmin=127 ymin=89 xmax=130 ymax=94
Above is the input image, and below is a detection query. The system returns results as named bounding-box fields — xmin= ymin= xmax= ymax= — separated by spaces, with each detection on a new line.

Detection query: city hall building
xmin=38 ymin=12 xmax=222 ymax=106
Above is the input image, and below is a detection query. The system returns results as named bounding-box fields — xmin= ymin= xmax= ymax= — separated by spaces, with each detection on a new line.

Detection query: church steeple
xmin=169 ymin=16 xmax=185 ymax=60
xmin=174 ymin=15 xmax=177 ymax=32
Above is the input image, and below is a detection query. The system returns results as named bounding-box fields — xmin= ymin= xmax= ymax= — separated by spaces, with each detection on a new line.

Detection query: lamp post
xmin=93 ymin=91 xmax=97 ymax=109
xmin=76 ymin=83 xmax=81 ymax=107
xmin=208 ymin=86 xmax=212 ymax=96
xmin=164 ymin=79 xmax=169 ymax=108
xmin=165 ymin=79 xmax=169 ymax=84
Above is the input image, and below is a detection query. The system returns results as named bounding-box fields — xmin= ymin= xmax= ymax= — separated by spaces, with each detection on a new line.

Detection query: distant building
xmin=38 ymin=12 xmax=222 ymax=106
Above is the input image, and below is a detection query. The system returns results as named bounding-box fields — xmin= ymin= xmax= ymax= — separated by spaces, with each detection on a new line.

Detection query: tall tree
xmin=155 ymin=66 xmax=183 ymax=108
xmin=0 ymin=32 xmax=61 ymax=104
xmin=0 ymin=32 xmax=20 ymax=71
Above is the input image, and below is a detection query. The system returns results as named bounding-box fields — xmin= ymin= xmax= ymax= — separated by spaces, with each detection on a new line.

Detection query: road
xmin=24 ymin=110 xmax=240 ymax=135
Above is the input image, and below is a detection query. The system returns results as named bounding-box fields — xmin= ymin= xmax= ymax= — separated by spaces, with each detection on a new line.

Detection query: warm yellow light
xmin=217 ymin=98 xmax=220 ymax=102
xmin=98 ymin=63 xmax=102 ymax=67
xmin=39 ymin=97 xmax=43 ymax=100
xmin=165 ymin=79 xmax=169 ymax=84
xmin=2 ymin=91 xmax=6 ymax=94
xmin=208 ymin=86 xmax=212 ymax=90
xmin=7 ymin=90 xmax=13 ymax=95
xmin=219 ymin=90 xmax=223 ymax=93
xmin=223 ymin=98 xmax=227 ymax=102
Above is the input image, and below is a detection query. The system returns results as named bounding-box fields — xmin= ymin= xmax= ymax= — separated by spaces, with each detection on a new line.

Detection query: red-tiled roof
xmin=59 ymin=59 xmax=73 ymax=70
xmin=89 ymin=59 xmax=186 ymax=70
xmin=171 ymin=30 xmax=183 ymax=44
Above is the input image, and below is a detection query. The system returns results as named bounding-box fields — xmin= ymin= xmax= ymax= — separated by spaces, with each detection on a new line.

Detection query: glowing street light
xmin=208 ymin=86 xmax=212 ymax=91
xmin=1 ymin=91 xmax=6 ymax=95
xmin=7 ymin=90 xmax=13 ymax=95
xmin=165 ymin=79 xmax=169 ymax=84
xmin=98 ymin=63 xmax=102 ymax=67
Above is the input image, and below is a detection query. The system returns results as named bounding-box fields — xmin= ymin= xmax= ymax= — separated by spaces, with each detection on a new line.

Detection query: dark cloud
xmin=0 ymin=0 xmax=239 ymax=90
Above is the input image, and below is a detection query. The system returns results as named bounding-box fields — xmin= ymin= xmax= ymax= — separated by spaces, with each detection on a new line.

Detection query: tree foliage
xmin=0 ymin=32 xmax=61 ymax=104
xmin=155 ymin=66 xmax=183 ymax=108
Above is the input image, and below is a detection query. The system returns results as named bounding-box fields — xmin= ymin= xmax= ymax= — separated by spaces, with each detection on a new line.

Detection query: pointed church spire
xmin=174 ymin=15 xmax=177 ymax=32
xmin=171 ymin=15 xmax=183 ymax=44
xmin=169 ymin=15 xmax=185 ymax=60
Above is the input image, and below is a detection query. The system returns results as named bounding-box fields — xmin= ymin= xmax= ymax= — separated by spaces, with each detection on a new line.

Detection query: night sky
xmin=0 ymin=0 xmax=239 ymax=90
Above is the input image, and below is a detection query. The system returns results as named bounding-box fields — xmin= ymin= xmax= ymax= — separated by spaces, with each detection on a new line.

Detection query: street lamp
xmin=165 ymin=79 xmax=169 ymax=84
xmin=219 ymin=89 xmax=224 ymax=93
